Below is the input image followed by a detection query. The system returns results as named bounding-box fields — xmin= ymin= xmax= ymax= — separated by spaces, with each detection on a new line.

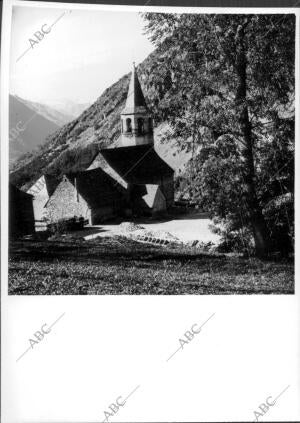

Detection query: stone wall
xmin=152 ymin=187 xmax=167 ymax=213
xmin=46 ymin=178 xmax=91 ymax=223
xmin=159 ymin=176 xmax=174 ymax=208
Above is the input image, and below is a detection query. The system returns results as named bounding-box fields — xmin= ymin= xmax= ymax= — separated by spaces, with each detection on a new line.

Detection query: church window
xmin=126 ymin=118 xmax=132 ymax=133
xmin=137 ymin=118 xmax=144 ymax=135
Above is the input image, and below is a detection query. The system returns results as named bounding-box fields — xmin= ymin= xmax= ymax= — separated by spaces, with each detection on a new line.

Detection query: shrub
xmin=211 ymin=217 xmax=255 ymax=255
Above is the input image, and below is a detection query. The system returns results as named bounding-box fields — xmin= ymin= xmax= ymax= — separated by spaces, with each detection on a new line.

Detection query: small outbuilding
xmin=9 ymin=183 xmax=35 ymax=237
xmin=26 ymin=174 xmax=60 ymax=224
xmin=46 ymin=167 xmax=127 ymax=224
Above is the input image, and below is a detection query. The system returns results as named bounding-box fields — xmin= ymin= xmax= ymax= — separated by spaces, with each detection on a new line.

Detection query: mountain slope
xmin=10 ymin=49 xmax=191 ymax=190
xmin=9 ymin=95 xmax=61 ymax=163
xmin=44 ymin=100 xmax=91 ymax=119
xmin=15 ymin=96 xmax=74 ymax=126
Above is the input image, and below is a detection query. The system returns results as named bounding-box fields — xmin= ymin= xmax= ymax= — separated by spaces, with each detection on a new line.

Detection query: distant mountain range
xmin=43 ymin=99 xmax=91 ymax=120
xmin=10 ymin=49 xmax=193 ymax=190
xmin=15 ymin=96 xmax=75 ymax=126
xmin=9 ymin=95 xmax=91 ymax=164
xmin=9 ymin=95 xmax=61 ymax=164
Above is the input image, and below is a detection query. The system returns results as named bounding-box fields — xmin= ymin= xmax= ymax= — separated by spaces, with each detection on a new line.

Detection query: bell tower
xmin=120 ymin=63 xmax=154 ymax=147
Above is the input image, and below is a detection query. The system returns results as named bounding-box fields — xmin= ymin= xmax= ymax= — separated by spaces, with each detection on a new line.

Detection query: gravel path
xmin=83 ymin=213 xmax=220 ymax=245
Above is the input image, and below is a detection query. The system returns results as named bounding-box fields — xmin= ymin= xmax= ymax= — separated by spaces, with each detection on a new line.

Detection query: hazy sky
xmin=10 ymin=6 xmax=155 ymax=105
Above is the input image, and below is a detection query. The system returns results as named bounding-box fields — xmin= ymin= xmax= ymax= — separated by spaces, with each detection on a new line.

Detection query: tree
xmin=142 ymin=13 xmax=295 ymax=256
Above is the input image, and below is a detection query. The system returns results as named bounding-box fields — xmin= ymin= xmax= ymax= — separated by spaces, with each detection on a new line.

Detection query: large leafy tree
xmin=142 ymin=13 xmax=295 ymax=256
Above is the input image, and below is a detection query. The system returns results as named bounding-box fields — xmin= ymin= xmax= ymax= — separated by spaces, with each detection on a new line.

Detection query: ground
xmin=82 ymin=212 xmax=220 ymax=243
xmin=9 ymin=235 xmax=294 ymax=295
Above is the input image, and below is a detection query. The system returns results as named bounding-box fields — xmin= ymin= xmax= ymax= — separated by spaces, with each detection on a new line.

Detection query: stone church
xmin=32 ymin=64 xmax=174 ymax=225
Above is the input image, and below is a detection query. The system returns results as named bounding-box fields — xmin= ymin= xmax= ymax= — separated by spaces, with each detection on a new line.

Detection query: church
xmin=43 ymin=64 xmax=174 ymax=224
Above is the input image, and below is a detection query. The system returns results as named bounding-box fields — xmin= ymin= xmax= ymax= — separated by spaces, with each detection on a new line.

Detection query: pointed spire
xmin=121 ymin=62 xmax=149 ymax=115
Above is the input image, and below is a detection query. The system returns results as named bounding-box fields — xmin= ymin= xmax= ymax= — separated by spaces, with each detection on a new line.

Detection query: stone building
xmin=46 ymin=167 xmax=126 ymax=224
xmin=27 ymin=175 xmax=60 ymax=223
xmin=44 ymin=63 xmax=174 ymax=224
xmin=9 ymin=183 xmax=35 ymax=237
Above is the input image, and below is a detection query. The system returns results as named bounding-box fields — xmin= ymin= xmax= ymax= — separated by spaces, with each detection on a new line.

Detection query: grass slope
xmin=9 ymin=237 xmax=294 ymax=295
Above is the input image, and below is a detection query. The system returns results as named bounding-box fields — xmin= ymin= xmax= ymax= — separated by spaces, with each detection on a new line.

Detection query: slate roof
xmin=67 ymin=167 xmax=126 ymax=209
xmin=44 ymin=174 xmax=61 ymax=196
xmin=27 ymin=174 xmax=60 ymax=197
xmin=10 ymin=183 xmax=33 ymax=200
xmin=99 ymin=145 xmax=174 ymax=183
xmin=121 ymin=64 xmax=149 ymax=115
xmin=87 ymin=151 xmax=128 ymax=188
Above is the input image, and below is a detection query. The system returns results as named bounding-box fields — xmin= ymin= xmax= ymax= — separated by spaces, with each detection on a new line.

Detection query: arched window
xmin=137 ymin=118 xmax=144 ymax=135
xmin=126 ymin=118 xmax=132 ymax=133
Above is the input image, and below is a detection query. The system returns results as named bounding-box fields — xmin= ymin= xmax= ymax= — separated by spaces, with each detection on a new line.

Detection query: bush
xmin=47 ymin=219 xmax=69 ymax=235
xmin=211 ymin=218 xmax=255 ymax=255
xmin=264 ymin=194 xmax=294 ymax=256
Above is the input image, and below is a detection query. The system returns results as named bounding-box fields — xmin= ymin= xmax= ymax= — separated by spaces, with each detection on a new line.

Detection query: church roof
xmin=87 ymin=151 xmax=128 ymax=189
xmin=121 ymin=64 xmax=149 ymax=115
xmin=100 ymin=145 xmax=174 ymax=183
xmin=44 ymin=175 xmax=61 ymax=196
xmin=27 ymin=174 xmax=60 ymax=197
xmin=66 ymin=167 xmax=126 ymax=209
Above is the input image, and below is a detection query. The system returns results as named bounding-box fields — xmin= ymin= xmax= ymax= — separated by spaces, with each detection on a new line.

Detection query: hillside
xmin=44 ymin=99 xmax=91 ymax=119
xmin=9 ymin=95 xmax=61 ymax=164
xmin=15 ymin=96 xmax=74 ymax=126
xmin=10 ymin=49 xmax=192 ymax=191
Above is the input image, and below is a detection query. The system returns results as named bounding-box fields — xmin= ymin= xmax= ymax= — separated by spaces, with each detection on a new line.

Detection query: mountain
xmin=10 ymin=49 xmax=192 ymax=191
xmin=9 ymin=95 xmax=61 ymax=164
xmin=15 ymin=96 xmax=74 ymax=126
xmin=44 ymin=100 xmax=91 ymax=119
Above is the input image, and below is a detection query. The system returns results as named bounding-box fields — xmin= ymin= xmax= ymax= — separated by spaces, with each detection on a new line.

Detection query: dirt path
xmin=82 ymin=213 xmax=220 ymax=244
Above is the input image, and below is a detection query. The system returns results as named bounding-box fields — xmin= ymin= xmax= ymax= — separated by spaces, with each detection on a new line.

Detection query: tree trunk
xmin=235 ymin=23 xmax=270 ymax=257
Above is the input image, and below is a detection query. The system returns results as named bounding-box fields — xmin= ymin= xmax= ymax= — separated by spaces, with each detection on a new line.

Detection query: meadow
xmin=8 ymin=236 xmax=294 ymax=295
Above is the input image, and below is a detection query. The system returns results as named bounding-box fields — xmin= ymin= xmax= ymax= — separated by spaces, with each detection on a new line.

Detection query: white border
xmin=1 ymin=1 xmax=300 ymax=422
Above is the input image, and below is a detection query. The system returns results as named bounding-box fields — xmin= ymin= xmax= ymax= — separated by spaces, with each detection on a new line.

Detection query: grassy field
xmin=8 ymin=236 xmax=294 ymax=295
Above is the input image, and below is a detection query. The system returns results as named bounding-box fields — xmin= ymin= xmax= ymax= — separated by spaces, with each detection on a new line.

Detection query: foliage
xmin=47 ymin=220 xmax=69 ymax=236
xmin=211 ymin=217 xmax=255 ymax=255
xmin=142 ymin=12 xmax=295 ymax=255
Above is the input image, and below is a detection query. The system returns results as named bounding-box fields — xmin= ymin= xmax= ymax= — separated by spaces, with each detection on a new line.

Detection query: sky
xmin=9 ymin=5 xmax=155 ymax=105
